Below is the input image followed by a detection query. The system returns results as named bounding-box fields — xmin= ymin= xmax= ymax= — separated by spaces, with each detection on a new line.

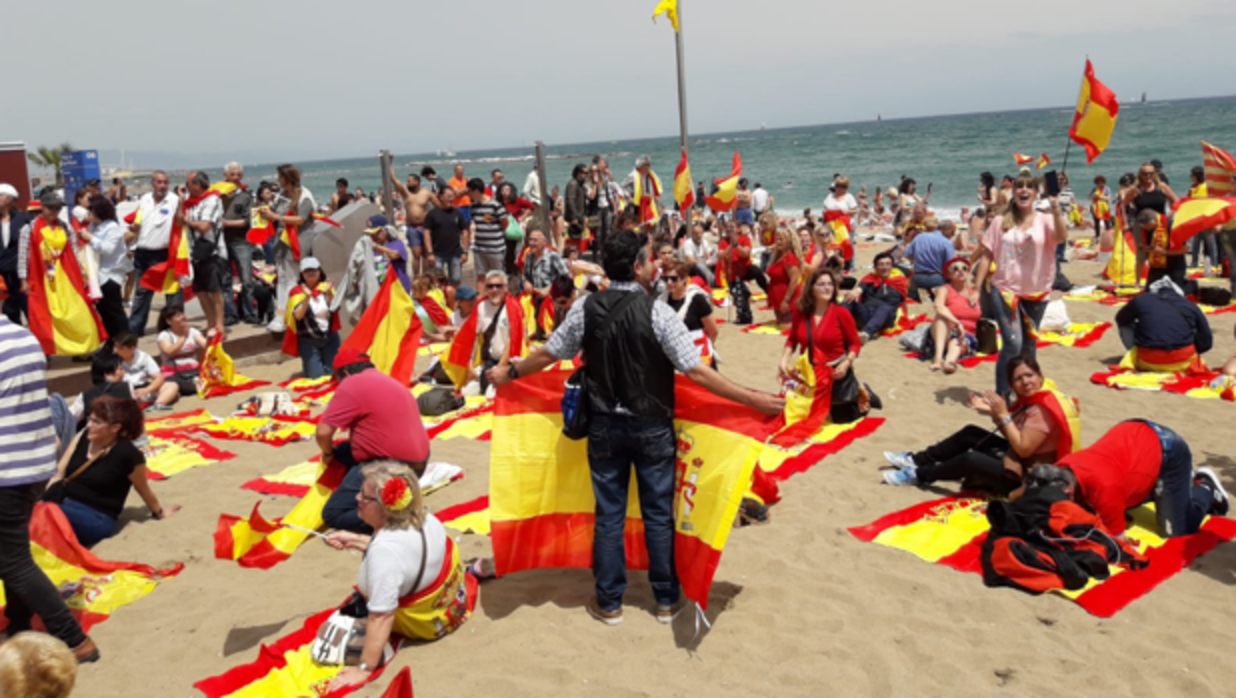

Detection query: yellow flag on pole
xmin=652 ymin=0 xmax=680 ymax=32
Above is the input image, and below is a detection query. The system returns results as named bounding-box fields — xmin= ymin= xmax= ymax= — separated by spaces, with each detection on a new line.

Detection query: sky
xmin=4 ymin=0 xmax=1234 ymax=168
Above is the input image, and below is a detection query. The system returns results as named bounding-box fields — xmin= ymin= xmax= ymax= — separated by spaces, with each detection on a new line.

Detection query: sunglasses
xmin=486 ymin=283 xmax=506 ymax=289
xmin=948 ymin=263 xmax=970 ymax=273
xmin=356 ymin=492 xmax=380 ymax=505
xmin=663 ymin=275 xmax=681 ymax=282
xmin=1013 ymin=182 xmax=1036 ymax=191
xmin=1140 ymin=170 xmax=1155 ymax=176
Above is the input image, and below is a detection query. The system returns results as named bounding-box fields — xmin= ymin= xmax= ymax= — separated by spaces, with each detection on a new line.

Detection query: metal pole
xmin=674 ymin=1 xmax=692 ymax=233
xmin=379 ymin=150 xmax=395 ymax=223
xmin=534 ymin=141 xmax=551 ymax=245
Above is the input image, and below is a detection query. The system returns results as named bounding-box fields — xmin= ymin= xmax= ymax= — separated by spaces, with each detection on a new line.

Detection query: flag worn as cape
xmin=673 ymin=147 xmax=695 ymax=209
xmin=1068 ymin=59 xmax=1120 ymax=164
xmin=489 ymin=371 xmax=773 ymax=608
xmin=214 ymin=460 xmax=347 ymax=569
xmin=633 ymin=170 xmax=664 ymax=226
xmin=442 ymin=295 xmax=525 ymax=390
xmin=282 ymin=281 xmax=341 ymax=358
xmin=198 ymin=333 xmax=271 ymax=399
xmin=0 ymin=503 xmax=183 ymax=635
xmin=25 ymin=217 xmax=105 ymax=355
xmin=1015 ymin=383 xmax=1082 ymax=460
xmin=338 ymin=271 xmax=424 ymax=386
xmin=859 ymin=269 xmax=909 ymax=301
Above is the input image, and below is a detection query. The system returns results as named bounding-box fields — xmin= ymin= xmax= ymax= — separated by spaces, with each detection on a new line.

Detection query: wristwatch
xmin=507 ymin=363 xmax=521 ymax=380
xmin=999 ymin=415 xmax=1013 ymax=427
xmin=358 ymin=662 xmax=372 ymax=673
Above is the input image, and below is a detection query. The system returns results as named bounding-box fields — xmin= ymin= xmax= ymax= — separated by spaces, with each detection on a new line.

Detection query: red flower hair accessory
xmin=380 ymin=477 xmax=413 ymax=511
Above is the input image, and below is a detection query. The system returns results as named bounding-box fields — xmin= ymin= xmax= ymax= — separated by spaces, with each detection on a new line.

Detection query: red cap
xmin=332 ymin=347 xmax=370 ymax=372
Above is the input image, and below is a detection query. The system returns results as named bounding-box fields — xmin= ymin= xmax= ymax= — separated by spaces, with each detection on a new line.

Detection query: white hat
xmin=0 ymin=183 xmax=17 ymax=199
xmin=299 ymin=257 xmax=322 ymax=272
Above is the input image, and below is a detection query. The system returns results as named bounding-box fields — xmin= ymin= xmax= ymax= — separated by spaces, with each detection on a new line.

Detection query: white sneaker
xmin=266 ymin=320 xmax=285 ymax=333
xmin=883 ymin=467 xmax=919 ymax=487
xmin=883 ymin=451 xmax=917 ymax=470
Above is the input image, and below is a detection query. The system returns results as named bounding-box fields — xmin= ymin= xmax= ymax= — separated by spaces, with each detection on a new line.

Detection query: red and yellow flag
xmin=198 ymin=334 xmax=270 ymax=398
xmin=489 ymin=371 xmax=770 ymax=608
xmin=195 ymin=415 xmax=318 ymax=448
xmin=214 ymin=460 xmax=347 ymax=569
xmin=1016 ymin=384 xmax=1082 ymax=460
xmin=1013 ymin=152 xmax=1034 ymax=166
xmin=1202 ymin=140 xmax=1236 ymax=199
xmin=25 ymin=218 xmax=106 ymax=355
xmin=1036 ymin=153 xmax=1051 ymax=170
xmin=705 ymin=174 xmax=740 ymax=213
xmin=339 ymin=271 xmax=424 ymax=386
xmin=282 ymin=281 xmax=340 ymax=358
xmin=1170 ymin=197 xmax=1236 ymax=248
xmin=673 ymin=147 xmax=695 ymax=209
xmin=0 ymin=504 xmax=183 ymax=635
xmin=1068 ymin=59 xmax=1119 ymax=164
xmin=144 ymin=433 xmax=237 ymax=480
xmin=442 ymin=295 xmax=525 ymax=390
xmin=139 ymin=206 xmax=194 ymax=298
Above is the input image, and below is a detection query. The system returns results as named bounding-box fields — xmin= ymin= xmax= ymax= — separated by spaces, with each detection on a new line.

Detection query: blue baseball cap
xmin=455 ymin=286 xmax=478 ymax=301
xmin=365 ymin=214 xmax=388 ymax=231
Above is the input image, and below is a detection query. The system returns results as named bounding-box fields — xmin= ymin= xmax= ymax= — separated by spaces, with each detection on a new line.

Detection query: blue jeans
xmin=436 ymin=255 xmax=463 ymax=286
xmin=844 ymin=300 xmax=897 ymax=337
xmin=910 ymin=271 xmax=945 ymax=301
xmin=989 ymin=285 xmax=1048 ymax=397
xmin=1191 ymin=230 xmax=1219 ymax=269
xmin=58 ymin=498 xmax=117 ymax=548
xmin=1139 ymin=421 xmax=1213 ymax=538
xmin=587 ymin=412 xmax=680 ymax=611
xmin=734 ymin=208 xmax=754 ymax=226
xmin=321 ymin=442 xmax=372 ymax=534
xmin=129 ymin=248 xmax=182 ymax=336
xmin=223 ymin=237 xmax=258 ymax=322
xmin=298 ymin=332 xmax=340 ymax=380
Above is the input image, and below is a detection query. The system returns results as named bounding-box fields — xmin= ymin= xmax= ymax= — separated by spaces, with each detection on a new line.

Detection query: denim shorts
xmin=436 ymin=255 xmax=463 ymax=286
xmin=407 ymin=226 xmax=424 ymax=248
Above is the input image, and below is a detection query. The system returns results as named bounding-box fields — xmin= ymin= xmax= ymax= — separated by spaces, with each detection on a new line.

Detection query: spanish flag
xmin=1013 ymin=152 xmax=1034 ymax=166
xmin=139 ymin=206 xmax=194 ymax=298
xmin=823 ymin=209 xmax=855 ymax=261
xmin=673 ymin=147 xmax=695 ymax=209
xmin=652 ymin=0 xmax=679 ymax=32
xmin=705 ymin=175 xmax=740 ymax=213
xmin=1068 ymin=59 xmax=1119 ymax=164
xmin=1016 ymin=383 xmax=1082 ymax=460
xmin=1169 ymin=197 xmax=1236 ymax=248
xmin=25 ymin=218 xmax=106 ymax=356
xmin=489 ymin=371 xmax=770 ymax=607
xmin=198 ymin=333 xmax=271 ymax=399
xmin=246 ymin=206 xmax=275 ymax=246
xmin=338 ymin=271 xmax=423 ymax=386
xmin=214 ymin=460 xmax=347 ymax=569
xmin=441 ymin=295 xmax=525 ymax=390
xmin=282 ymin=281 xmax=340 ymax=358
xmin=1104 ymin=229 xmax=1142 ymax=286
xmin=0 ymin=503 xmax=184 ymax=634
xmin=1037 ymin=153 xmax=1052 ymax=170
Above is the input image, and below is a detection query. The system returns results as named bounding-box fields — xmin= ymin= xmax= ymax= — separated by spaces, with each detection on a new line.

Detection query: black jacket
xmin=1115 ymin=288 xmax=1212 ymax=354
xmin=0 ymin=208 xmax=32 ymax=275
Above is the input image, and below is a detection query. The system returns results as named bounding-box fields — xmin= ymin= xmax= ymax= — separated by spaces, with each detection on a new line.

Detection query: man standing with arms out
xmin=390 ymin=167 xmax=438 ymax=277
xmin=127 ymin=171 xmax=180 ymax=336
xmin=448 ymin=165 xmax=472 ymax=224
xmin=752 ymin=182 xmax=773 ymax=220
xmin=467 ymin=179 xmax=509 ymax=290
xmin=733 ymin=179 xmax=755 ymax=227
xmin=329 ymin=178 xmax=352 ymax=214
xmin=0 ymin=316 xmax=97 ymax=662
xmin=423 ymin=186 xmax=470 ymax=293
xmin=0 ymin=183 xmax=31 ymax=324
xmin=180 ymin=171 xmax=227 ymax=332
xmin=623 ymin=156 xmax=663 ymax=228
xmin=220 ymin=162 xmax=259 ymax=326
xmin=487 ymin=231 xmax=784 ymax=626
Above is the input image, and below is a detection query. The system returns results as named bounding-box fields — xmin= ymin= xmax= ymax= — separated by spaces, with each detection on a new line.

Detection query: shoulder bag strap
xmin=409 ymin=522 xmax=429 ymax=595
xmin=64 ymin=433 xmax=111 ymax=485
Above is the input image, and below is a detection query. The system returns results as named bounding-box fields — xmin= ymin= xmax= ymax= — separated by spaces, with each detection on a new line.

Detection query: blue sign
xmin=62 ymin=149 xmax=100 ymax=213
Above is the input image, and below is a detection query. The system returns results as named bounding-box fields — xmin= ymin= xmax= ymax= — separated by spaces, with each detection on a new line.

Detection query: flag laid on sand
xmin=380 ymin=667 xmax=414 ymax=698
xmin=194 ymin=415 xmax=318 ymax=448
xmin=193 ymin=604 xmax=394 ymax=698
xmin=908 ymin=322 xmax=1112 ymax=369
xmin=198 ymin=334 xmax=270 ymax=399
xmin=144 ymin=433 xmax=237 ymax=480
xmin=338 ymin=272 xmax=423 ymax=386
xmin=437 ymin=496 xmax=492 ymax=536
xmin=1068 ymin=59 xmax=1120 ymax=164
xmin=489 ymin=371 xmax=770 ymax=608
xmin=0 ymin=504 xmax=183 ymax=634
xmin=145 ymin=408 xmax=214 ymax=436
xmin=215 ymin=461 xmax=346 ymax=569
xmin=243 ymin=458 xmax=465 ymax=499
xmin=849 ymin=495 xmax=1236 ymax=617
xmin=1090 ymin=367 xmax=1236 ymax=402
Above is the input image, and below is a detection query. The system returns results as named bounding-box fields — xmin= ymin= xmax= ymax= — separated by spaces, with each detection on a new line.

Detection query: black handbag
xmin=976 ymin=319 xmax=999 ymax=355
xmin=561 ymin=293 xmax=641 ymax=440
xmin=191 ymin=234 xmax=217 ymax=263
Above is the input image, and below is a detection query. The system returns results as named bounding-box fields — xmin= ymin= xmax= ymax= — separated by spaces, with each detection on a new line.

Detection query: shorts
xmin=474 ymin=251 xmax=505 ymax=279
xmin=192 ymin=256 xmax=227 ymax=293
xmin=436 ymin=255 xmax=463 ymax=286
xmin=734 ymin=208 xmax=755 ymax=226
xmin=167 ymin=369 xmax=198 ymax=396
xmin=457 ymin=205 xmax=472 ymax=224
xmin=407 ymin=226 xmax=425 ymax=248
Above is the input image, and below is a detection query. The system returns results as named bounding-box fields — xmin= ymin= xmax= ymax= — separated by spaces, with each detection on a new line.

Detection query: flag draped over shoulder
xmin=1016 ymin=383 xmax=1082 ymax=460
xmin=339 ymin=271 xmax=423 ymax=386
xmin=442 ymin=295 xmax=525 ymax=390
xmin=489 ymin=371 xmax=771 ymax=608
xmin=1068 ymin=59 xmax=1119 ymax=164
xmin=651 ymin=0 xmax=680 ymax=32
xmin=674 ymin=148 xmax=695 ymax=209
xmin=0 ymin=504 xmax=183 ymax=634
xmin=214 ymin=461 xmax=347 ymax=569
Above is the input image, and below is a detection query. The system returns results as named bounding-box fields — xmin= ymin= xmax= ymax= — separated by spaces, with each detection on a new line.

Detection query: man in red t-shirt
xmin=1043 ymin=420 xmax=1228 ymax=538
xmin=317 ymin=348 xmax=430 ymax=532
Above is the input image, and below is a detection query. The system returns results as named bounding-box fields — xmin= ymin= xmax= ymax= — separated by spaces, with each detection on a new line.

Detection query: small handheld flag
xmin=1013 ymin=153 xmax=1034 ymax=166
xmin=1037 ymin=153 xmax=1051 ymax=169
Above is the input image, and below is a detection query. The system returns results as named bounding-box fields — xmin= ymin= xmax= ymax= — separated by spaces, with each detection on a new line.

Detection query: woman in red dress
xmin=765 ymin=227 xmax=803 ymax=329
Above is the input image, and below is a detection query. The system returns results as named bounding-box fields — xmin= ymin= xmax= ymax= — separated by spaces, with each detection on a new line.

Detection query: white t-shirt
xmin=357 ymin=515 xmax=449 ymax=614
xmin=1 ymin=219 xmax=10 ymax=249
xmin=752 ymin=188 xmax=771 ymax=212
xmin=823 ymin=193 xmax=858 ymax=213
xmin=306 ymin=293 xmax=331 ymax=332
xmin=123 ymin=349 xmax=162 ymax=387
xmin=681 ymin=237 xmax=716 ymax=266
xmin=157 ymin=327 xmax=206 ymax=375
xmin=135 ymin=192 xmax=180 ymax=250
xmin=475 ymin=298 xmax=511 ymax=362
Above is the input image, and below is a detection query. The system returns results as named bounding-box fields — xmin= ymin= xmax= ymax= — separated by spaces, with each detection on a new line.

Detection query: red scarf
xmin=860 ymin=271 xmax=908 ymax=300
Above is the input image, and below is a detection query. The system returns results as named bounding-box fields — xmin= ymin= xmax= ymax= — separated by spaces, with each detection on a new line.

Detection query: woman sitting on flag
xmin=883 ymin=357 xmax=1080 ymax=494
xmin=48 ymin=396 xmax=179 ymax=547
xmin=663 ymin=260 xmax=718 ymax=365
xmin=766 ymin=227 xmax=804 ymax=329
xmin=155 ymin=304 xmax=210 ymax=400
xmin=973 ymin=171 xmax=1067 ymax=397
xmin=925 ymin=257 xmax=981 ymax=374
xmin=283 ymin=257 xmax=340 ymax=380
xmin=322 ymin=461 xmax=475 ymax=691
xmin=778 ymin=267 xmax=873 ymax=425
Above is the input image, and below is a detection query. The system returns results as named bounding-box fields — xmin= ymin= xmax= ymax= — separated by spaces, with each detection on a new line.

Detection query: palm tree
xmin=26 ymin=142 xmax=74 ymax=187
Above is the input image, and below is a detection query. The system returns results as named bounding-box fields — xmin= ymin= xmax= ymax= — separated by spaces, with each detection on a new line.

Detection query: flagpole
xmin=674 ymin=1 xmax=692 ymax=232
xmin=1061 ymin=58 xmax=1087 ymax=177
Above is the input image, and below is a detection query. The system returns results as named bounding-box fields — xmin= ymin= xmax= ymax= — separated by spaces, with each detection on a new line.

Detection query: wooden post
xmin=534 ymin=141 xmax=551 ymax=244
xmin=379 ymin=150 xmax=396 ymax=223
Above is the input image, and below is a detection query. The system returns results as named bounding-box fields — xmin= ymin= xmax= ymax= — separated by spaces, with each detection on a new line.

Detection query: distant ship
xmin=877 ymin=113 xmax=882 ymax=122
xmin=1141 ymin=92 xmax=1147 ymax=104
xmin=760 ymin=122 xmax=767 ymax=131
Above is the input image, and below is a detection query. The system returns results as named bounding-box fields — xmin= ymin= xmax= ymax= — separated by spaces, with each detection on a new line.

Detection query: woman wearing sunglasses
xmin=928 ymin=257 xmax=981 ymax=374
xmin=974 ymin=172 xmax=1068 ymax=397
xmin=662 ymin=260 xmax=718 ymax=364
xmin=1122 ymin=162 xmax=1178 ymax=278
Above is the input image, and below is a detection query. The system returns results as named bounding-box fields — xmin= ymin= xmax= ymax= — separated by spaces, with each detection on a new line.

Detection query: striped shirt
xmin=0 ymin=318 xmax=58 ymax=486
xmin=469 ymin=198 xmax=509 ymax=256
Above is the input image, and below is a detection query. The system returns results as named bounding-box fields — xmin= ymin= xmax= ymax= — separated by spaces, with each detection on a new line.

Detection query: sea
xmin=195 ymin=95 xmax=1236 ymax=222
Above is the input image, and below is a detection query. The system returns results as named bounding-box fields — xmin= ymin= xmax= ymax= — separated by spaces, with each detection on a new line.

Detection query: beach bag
xmin=898 ymin=322 xmax=932 ymax=355
xmin=976 ymin=319 xmax=999 ymax=355
xmin=1039 ymin=300 xmax=1071 ymax=333
xmin=562 ymin=293 xmax=640 ymax=440
xmin=504 ymin=216 xmax=524 ymax=242
xmin=417 ymin=387 xmax=465 ymax=417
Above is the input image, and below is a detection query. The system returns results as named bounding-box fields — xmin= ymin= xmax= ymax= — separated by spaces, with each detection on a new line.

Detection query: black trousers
xmin=1 ymin=270 xmax=26 ymax=324
xmin=913 ymin=424 xmax=1014 ymax=492
xmin=0 ymin=482 xmax=87 ymax=647
xmin=96 ymin=280 xmax=129 ymax=340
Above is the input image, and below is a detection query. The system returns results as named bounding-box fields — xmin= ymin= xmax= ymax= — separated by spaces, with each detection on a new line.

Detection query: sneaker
xmin=1195 ymin=467 xmax=1230 ymax=516
xmin=883 ymin=451 xmax=917 ymax=470
xmin=655 ymin=598 xmax=687 ymax=624
xmin=147 ymin=403 xmax=175 ymax=412
xmin=586 ymin=597 xmax=623 ymax=626
xmin=883 ymin=466 xmax=919 ymax=487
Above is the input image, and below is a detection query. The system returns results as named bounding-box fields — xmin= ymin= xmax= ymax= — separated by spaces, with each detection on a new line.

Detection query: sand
xmin=69 ymin=234 xmax=1236 ymax=698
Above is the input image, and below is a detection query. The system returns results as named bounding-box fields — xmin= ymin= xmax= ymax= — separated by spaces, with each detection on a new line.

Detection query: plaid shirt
xmin=187 ymin=194 xmax=225 ymax=258
xmin=524 ymin=249 xmax=570 ymax=291
xmin=545 ymin=281 xmax=701 ymax=374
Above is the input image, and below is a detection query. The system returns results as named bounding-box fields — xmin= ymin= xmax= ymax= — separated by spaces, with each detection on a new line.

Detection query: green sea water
xmin=200 ymin=95 xmax=1236 ymax=220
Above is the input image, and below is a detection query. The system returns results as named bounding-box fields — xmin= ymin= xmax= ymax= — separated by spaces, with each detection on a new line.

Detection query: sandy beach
xmin=68 ymin=230 xmax=1236 ymax=698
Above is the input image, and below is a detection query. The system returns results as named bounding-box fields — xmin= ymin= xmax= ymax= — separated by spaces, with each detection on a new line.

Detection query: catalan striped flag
xmin=673 ymin=147 xmax=695 ymax=209
xmin=338 ymin=271 xmax=424 ymax=386
xmin=489 ymin=371 xmax=769 ymax=608
xmin=1068 ymin=59 xmax=1119 ymax=164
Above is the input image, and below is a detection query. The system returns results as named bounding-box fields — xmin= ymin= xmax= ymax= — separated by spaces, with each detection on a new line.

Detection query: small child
xmin=0 ymin=632 xmax=77 ymax=698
